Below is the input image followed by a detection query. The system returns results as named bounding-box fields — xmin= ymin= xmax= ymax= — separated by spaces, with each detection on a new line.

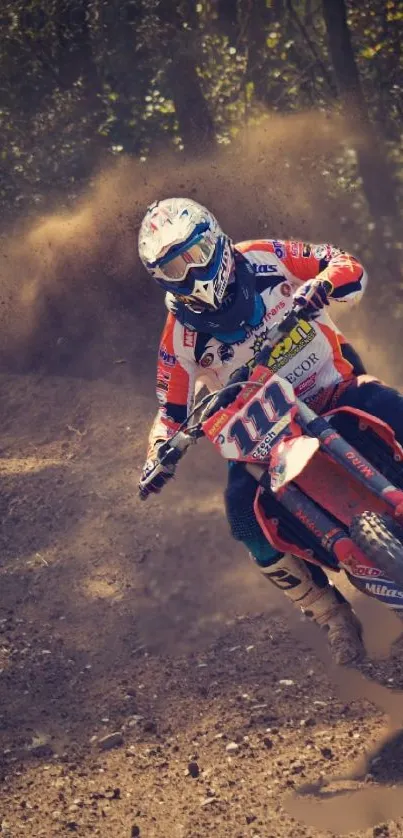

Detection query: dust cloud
xmin=0 ymin=108 xmax=390 ymax=380
xmin=1 ymin=108 xmax=403 ymax=836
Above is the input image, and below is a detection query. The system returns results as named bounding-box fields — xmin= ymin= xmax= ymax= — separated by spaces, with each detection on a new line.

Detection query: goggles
xmin=158 ymin=232 xmax=216 ymax=282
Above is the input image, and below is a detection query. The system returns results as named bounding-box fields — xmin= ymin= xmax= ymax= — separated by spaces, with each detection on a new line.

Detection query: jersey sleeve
xmin=148 ymin=313 xmax=198 ymax=454
xmin=237 ymin=239 xmax=367 ymax=305
xmin=284 ymin=241 xmax=367 ymax=305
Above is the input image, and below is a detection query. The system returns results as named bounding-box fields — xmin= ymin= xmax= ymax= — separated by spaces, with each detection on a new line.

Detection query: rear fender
xmin=324 ymin=405 xmax=403 ymax=463
xmin=324 ymin=405 xmax=403 ymax=519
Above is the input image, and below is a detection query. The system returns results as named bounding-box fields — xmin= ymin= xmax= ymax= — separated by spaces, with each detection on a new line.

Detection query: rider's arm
xmin=282 ymin=242 xmax=367 ymax=370
xmin=284 ymin=241 xmax=367 ymax=305
xmin=284 ymin=241 xmax=368 ymax=372
xmin=237 ymin=239 xmax=367 ymax=306
xmin=148 ymin=313 xmax=198 ymax=454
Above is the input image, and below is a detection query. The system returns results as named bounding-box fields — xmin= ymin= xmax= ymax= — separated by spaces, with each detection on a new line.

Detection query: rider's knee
xmin=247 ymin=533 xmax=284 ymax=567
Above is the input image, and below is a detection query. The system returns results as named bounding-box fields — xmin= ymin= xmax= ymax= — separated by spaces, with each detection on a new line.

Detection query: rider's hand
xmin=293 ymin=278 xmax=333 ymax=315
xmin=138 ymin=443 xmax=176 ymax=500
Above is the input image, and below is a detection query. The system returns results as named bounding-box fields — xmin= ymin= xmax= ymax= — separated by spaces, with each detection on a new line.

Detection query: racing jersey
xmin=148 ymin=239 xmax=367 ymax=451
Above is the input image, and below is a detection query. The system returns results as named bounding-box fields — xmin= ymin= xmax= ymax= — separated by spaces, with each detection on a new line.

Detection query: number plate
xmin=203 ymin=371 xmax=297 ymax=462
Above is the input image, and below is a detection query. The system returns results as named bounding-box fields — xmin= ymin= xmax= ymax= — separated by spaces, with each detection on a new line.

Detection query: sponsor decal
xmin=264 ymin=567 xmax=301 ymax=590
xmin=156 ymin=370 xmax=170 ymax=400
xmin=272 ymin=240 xmax=286 ymax=259
xmin=251 ymin=413 xmax=291 ymax=459
xmin=351 ymin=565 xmax=383 ymax=579
xmin=323 ymin=430 xmax=338 ymax=444
xmin=285 ymin=352 xmax=319 ymax=386
xmin=294 ymin=372 xmax=317 ymax=397
xmin=159 ymin=345 xmax=176 ymax=366
xmin=290 ymin=242 xmax=300 ymax=257
xmin=215 ymin=269 xmax=228 ymax=302
xmin=218 ymin=344 xmax=234 ymax=363
xmin=267 ymin=318 xmax=315 ymax=373
xmin=183 ymin=328 xmax=196 ymax=348
xmin=215 ymin=245 xmax=233 ymax=302
xmin=156 ymin=375 xmax=168 ymax=405
xmin=365 ymin=581 xmax=403 ymax=600
xmin=156 ymin=379 xmax=169 ymax=392
xmin=253 ymin=263 xmax=279 ymax=275
xmin=207 ymin=411 xmax=232 ymax=437
xmin=200 ymin=352 xmax=214 ymax=368
xmin=302 ymin=243 xmax=312 ymax=258
xmin=248 ymin=329 xmax=270 ymax=365
xmin=313 ymin=244 xmax=342 ymax=260
xmin=280 ymin=282 xmax=292 ymax=297
xmin=313 ymin=244 xmax=330 ymax=260
xmin=345 ymin=451 xmax=374 ymax=479
xmin=267 ymin=299 xmax=286 ymax=319
xmin=294 ymin=508 xmax=323 ymax=541
xmin=230 ymin=299 xmax=285 ymax=351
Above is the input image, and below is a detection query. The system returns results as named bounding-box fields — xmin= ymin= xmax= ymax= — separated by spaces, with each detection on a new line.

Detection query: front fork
xmin=248 ymin=462 xmax=357 ymax=572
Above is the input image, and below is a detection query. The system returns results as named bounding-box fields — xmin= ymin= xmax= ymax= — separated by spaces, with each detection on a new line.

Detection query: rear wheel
xmin=350 ymin=511 xmax=403 ymax=588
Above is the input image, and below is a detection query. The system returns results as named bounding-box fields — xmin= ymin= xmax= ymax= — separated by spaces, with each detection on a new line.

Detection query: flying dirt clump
xmin=0 ymin=110 xmax=375 ymax=377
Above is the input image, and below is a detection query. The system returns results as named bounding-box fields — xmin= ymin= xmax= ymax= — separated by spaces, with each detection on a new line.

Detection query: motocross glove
xmin=138 ymin=442 xmax=176 ymax=500
xmin=293 ymin=278 xmax=333 ymax=315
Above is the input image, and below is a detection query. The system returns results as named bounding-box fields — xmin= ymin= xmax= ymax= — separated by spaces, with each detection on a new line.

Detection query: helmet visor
xmin=159 ymin=234 xmax=216 ymax=282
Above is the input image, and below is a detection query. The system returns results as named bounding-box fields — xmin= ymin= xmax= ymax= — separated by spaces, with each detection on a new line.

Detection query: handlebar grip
xmin=138 ymin=436 xmax=189 ymax=501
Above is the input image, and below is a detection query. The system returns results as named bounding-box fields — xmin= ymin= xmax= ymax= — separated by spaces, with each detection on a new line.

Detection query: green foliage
xmin=0 ymin=0 xmax=401 ymax=223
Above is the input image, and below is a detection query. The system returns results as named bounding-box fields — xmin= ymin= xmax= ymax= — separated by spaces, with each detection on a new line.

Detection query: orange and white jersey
xmin=148 ymin=239 xmax=367 ymax=451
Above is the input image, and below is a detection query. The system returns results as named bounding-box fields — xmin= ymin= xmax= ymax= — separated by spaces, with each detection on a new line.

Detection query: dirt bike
xmin=139 ymin=302 xmax=403 ymax=614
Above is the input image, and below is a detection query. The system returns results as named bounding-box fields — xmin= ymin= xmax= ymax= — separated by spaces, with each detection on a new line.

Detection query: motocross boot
xmin=259 ymin=552 xmax=365 ymax=666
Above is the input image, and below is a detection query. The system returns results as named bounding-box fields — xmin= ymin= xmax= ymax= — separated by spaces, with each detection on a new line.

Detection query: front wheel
xmin=350 ymin=511 xmax=403 ymax=588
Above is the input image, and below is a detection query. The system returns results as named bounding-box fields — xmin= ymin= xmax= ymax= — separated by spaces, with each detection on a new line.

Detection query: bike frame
xmin=202 ymin=363 xmax=403 ymax=603
xmin=143 ymin=303 xmax=403 ymax=612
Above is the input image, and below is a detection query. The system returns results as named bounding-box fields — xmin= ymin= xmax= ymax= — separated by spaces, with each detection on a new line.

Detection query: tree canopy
xmin=1 ymin=0 xmax=401 ymax=208
xmin=0 ymin=0 xmax=402 ymax=369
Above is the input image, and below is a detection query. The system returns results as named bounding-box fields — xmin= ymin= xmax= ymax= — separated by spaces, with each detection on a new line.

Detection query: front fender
xmin=270 ymin=435 xmax=320 ymax=493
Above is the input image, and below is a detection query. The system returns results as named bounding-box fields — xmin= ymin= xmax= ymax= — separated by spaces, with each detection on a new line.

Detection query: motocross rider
xmin=138 ymin=197 xmax=403 ymax=666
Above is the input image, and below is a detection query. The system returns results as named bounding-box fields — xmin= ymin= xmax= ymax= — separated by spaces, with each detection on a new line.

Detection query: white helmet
xmin=138 ymin=197 xmax=234 ymax=312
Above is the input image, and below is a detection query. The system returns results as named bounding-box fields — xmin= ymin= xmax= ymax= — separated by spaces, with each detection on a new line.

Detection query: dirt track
xmin=1 ymin=366 xmax=403 ymax=838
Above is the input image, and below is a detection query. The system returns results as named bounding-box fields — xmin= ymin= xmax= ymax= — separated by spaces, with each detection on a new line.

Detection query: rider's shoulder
xmin=235 ymin=239 xmax=277 ymax=256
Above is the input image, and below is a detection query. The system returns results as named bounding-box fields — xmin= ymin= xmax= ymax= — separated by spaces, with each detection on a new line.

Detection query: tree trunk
xmin=321 ymin=0 xmax=399 ymax=221
xmin=55 ymin=0 xmax=100 ymax=91
xmin=322 ymin=0 xmax=402 ymax=327
xmin=166 ymin=48 xmax=216 ymax=152
xmin=243 ymin=0 xmax=286 ymax=106
xmin=215 ymin=0 xmax=240 ymax=46
xmin=156 ymin=2 xmax=216 ymax=153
